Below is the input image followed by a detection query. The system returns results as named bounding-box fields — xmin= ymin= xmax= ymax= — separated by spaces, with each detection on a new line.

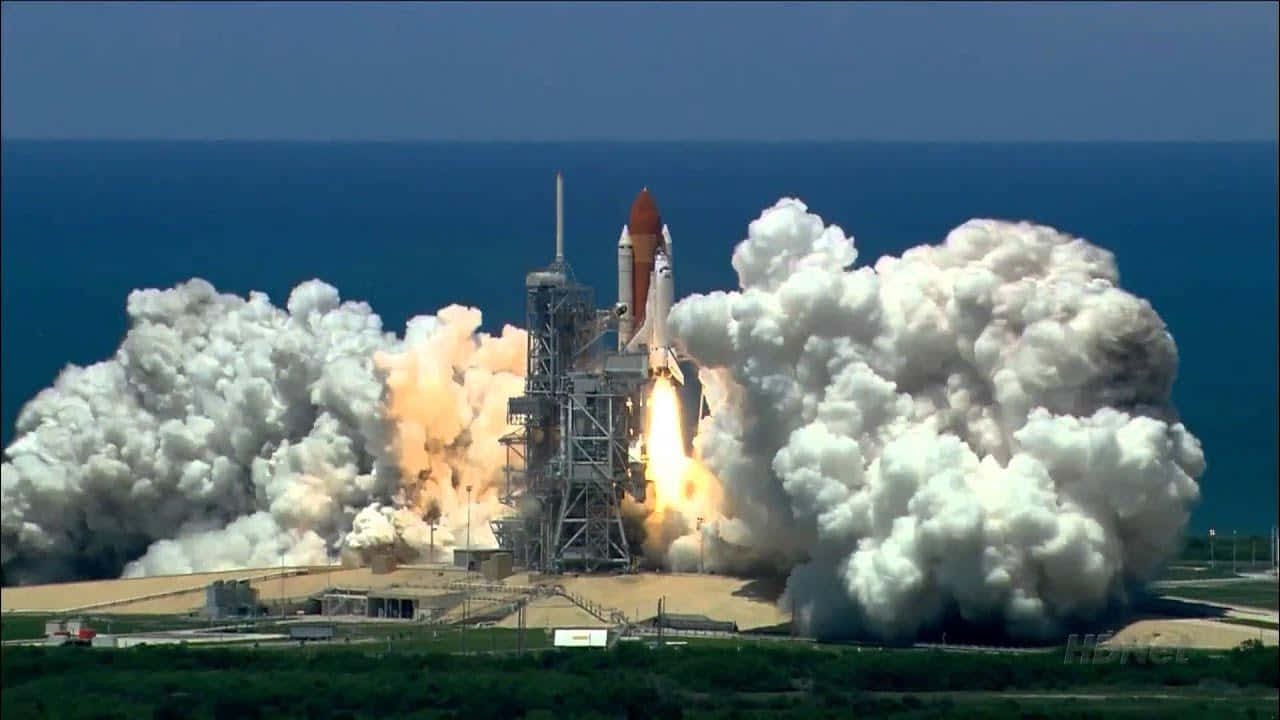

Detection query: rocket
xmin=618 ymin=188 xmax=684 ymax=385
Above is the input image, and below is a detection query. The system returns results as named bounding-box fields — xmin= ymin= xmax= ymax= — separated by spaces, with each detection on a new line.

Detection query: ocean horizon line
xmin=3 ymin=137 xmax=1277 ymax=147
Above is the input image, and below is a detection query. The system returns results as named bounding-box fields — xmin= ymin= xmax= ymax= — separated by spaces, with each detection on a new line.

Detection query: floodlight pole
xmin=696 ymin=517 xmax=704 ymax=574
xmin=465 ymin=484 xmax=474 ymax=564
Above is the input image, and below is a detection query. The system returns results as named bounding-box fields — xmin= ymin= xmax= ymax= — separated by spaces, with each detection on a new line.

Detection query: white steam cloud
xmin=2 ymin=198 xmax=1203 ymax=644
xmin=1 ymin=279 xmax=524 ymax=583
xmin=670 ymin=199 xmax=1203 ymax=641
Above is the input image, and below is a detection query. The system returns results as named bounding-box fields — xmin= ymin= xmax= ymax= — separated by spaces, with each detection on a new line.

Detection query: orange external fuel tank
xmin=627 ymin=188 xmax=665 ymax=328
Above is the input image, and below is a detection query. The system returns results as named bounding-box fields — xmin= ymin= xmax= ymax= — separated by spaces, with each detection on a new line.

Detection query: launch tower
xmin=492 ymin=174 xmax=655 ymax=573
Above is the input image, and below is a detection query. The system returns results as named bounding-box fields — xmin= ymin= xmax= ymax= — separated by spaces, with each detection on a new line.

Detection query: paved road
xmin=1152 ymin=575 xmax=1279 ymax=588
xmin=1 ymin=639 xmax=47 ymax=647
xmin=1155 ymin=595 xmax=1279 ymax=623
xmin=628 ymin=627 xmax=1052 ymax=654
xmin=910 ymin=641 xmax=1051 ymax=655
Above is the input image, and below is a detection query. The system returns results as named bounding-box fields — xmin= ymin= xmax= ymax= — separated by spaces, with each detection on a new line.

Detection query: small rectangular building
xmin=454 ymin=548 xmax=506 ymax=572
xmin=553 ymin=628 xmax=609 ymax=648
xmin=322 ymin=588 xmax=466 ymax=621
xmin=321 ymin=590 xmax=369 ymax=618
xmin=44 ymin=618 xmax=95 ymax=645
xmin=369 ymin=554 xmax=398 ymax=574
xmin=481 ymin=551 xmax=514 ymax=581
xmin=367 ymin=590 xmax=418 ymax=620
xmin=91 ymin=634 xmax=118 ymax=648
xmin=205 ymin=579 xmax=260 ymax=620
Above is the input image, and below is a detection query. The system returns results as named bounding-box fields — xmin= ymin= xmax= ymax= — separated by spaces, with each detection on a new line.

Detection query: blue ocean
xmin=2 ymin=141 xmax=1275 ymax=532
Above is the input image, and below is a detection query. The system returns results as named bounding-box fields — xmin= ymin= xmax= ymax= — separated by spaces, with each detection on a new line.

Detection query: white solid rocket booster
xmin=618 ymin=226 xmax=634 ymax=350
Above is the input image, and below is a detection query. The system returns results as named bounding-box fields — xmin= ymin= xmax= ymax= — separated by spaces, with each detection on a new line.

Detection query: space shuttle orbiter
xmin=616 ymin=189 xmax=684 ymax=386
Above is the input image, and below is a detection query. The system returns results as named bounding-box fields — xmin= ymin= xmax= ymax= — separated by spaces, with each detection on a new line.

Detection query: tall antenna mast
xmin=555 ymin=172 xmax=565 ymax=264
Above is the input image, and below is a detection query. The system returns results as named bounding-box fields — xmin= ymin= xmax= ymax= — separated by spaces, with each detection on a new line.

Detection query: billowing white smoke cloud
xmin=670 ymin=199 xmax=1204 ymax=641
xmin=0 ymin=279 xmax=525 ymax=583
xmin=0 ymin=197 xmax=1205 ymax=645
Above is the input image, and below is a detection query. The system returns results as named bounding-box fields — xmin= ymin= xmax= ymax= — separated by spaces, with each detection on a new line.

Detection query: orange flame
xmin=644 ymin=376 xmax=719 ymax=517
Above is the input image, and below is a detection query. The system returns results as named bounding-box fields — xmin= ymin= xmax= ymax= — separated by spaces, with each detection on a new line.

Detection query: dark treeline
xmin=2 ymin=641 xmax=1276 ymax=719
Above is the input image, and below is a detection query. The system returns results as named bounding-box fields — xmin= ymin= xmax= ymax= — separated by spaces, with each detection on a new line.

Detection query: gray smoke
xmin=1 ymin=279 xmax=524 ymax=583
xmin=669 ymin=199 xmax=1204 ymax=641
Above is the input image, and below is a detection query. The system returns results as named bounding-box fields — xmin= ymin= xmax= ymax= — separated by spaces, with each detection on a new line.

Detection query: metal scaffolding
xmin=492 ymin=257 xmax=650 ymax=574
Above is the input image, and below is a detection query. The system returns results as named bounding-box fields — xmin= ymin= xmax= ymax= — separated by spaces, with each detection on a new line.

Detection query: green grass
xmin=1 ymin=613 xmax=198 ymax=641
xmin=0 ymin=615 xmax=52 ymax=642
xmin=1160 ymin=581 xmax=1280 ymax=610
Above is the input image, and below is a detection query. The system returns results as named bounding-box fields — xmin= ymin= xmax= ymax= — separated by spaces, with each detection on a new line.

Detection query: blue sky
xmin=2 ymin=1 xmax=1277 ymax=141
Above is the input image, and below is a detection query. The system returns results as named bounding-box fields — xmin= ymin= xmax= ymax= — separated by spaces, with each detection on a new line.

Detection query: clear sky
xmin=2 ymin=1 xmax=1277 ymax=141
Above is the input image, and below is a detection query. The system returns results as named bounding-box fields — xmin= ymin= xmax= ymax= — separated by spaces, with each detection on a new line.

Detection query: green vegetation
xmin=1 ymin=614 xmax=200 ymax=642
xmin=2 ymin=637 xmax=1275 ymax=719
xmin=1 ymin=615 xmax=53 ymax=642
xmin=1159 ymin=580 xmax=1280 ymax=610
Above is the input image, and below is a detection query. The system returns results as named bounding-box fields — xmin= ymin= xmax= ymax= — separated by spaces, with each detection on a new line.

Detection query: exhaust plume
xmin=669 ymin=198 xmax=1204 ymax=641
xmin=1 ymin=279 xmax=525 ymax=583
xmin=638 ymin=375 xmax=725 ymax=570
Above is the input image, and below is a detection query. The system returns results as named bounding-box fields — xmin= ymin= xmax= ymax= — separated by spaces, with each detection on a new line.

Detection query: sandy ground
xmin=9 ymin=566 xmax=1270 ymax=651
xmin=247 ymin=565 xmax=470 ymax=602
xmin=0 ymin=564 xmax=479 ymax=615
xmin=494 ymin=595 xmax=608 ymax=629
xmin=554 ymin=572 xmax=790 ymax=630
xmin=0 ymin=567 xmax=307 ymax=613
xmin=1 ymin=567 xmax=788 ymax=629
xmin=1105 ymin=618 xmax=1278 ymax=649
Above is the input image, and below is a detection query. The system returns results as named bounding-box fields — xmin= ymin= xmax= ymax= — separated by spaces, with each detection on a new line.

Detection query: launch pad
xmin=492 ymin=174 xmax=679 ymax=574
